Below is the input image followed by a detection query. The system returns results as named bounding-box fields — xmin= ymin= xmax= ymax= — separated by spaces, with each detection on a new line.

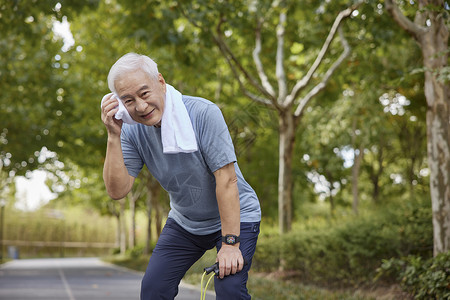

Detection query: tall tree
xmin=385 ymin=0 xmax=449 ymax=255
xmin=0 ymin=1 xmax=98 ymax=168
xmin=0 ymin=0 xmax=100 ymax=210
xmin=174 ymin=0 xmax=364 ymax=233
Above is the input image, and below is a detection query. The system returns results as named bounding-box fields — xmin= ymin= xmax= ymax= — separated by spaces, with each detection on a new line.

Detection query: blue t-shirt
xmin=120 ymin=95 xmax=261 ymax=235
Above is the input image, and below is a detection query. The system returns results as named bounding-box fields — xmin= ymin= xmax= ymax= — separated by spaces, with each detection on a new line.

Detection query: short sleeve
xmin=120 ymin=127 xmax=144 ymax=178
xmin=197 ymin=104 xmax=237 ymax=173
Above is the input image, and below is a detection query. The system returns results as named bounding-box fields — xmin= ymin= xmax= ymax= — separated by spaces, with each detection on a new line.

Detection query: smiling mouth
xmin=141 ymin=108 xmax=155 ymax=119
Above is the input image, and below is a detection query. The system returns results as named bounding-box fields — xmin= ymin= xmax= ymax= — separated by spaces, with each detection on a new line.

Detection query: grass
xmin=102 ymin=254 xmax=150 ymax=273
xmin=247 ymin=276 xmax=375 ymax=300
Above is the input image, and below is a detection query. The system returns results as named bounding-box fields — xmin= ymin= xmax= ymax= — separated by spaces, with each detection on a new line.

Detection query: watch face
xmin=226 ymin=236 xmax=236 ymax=244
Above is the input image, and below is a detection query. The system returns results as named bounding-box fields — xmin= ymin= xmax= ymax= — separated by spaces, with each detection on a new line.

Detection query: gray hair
xmin=107 ymin=53 xmax=159 ymax=94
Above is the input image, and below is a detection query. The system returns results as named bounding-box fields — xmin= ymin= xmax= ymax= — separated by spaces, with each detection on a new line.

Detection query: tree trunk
xmin=108 ymin=201 xmax=121 ymax=250
xmin=407 ymin=156 xmax=416 ymax=199
xmin=144 ymin=175 xmax=162 ymax=255
xmin=129 ymin=196 xmax=136 ymax=249
xmin=325 ymin=171 xmax=336 ymax=215
xmin=386 ymin=0 xmax=450 ymax=255
xmin=329 ymin=194 xmax=335 ymax=215
xmin=119 ymin=198 xmax=127 ymax=255
xmin=278 ymin=111 xmax=296 ymax=234
xmin=372 ymin=143 xmax=384 ymax=203
xmin=154 ymin=198 xmax=163 ymax=239
xmin=351 ymin=117 xmax=364 ymax=215
xmin=115 ymin=214 xmax=120 ymax=249
xmin=420 ymin=23 xmax=450 ymax=255
xmin=352 ymin=144 xmax=364 ymax=215
xmin=144 ymin=193 xmax=152 ymax=255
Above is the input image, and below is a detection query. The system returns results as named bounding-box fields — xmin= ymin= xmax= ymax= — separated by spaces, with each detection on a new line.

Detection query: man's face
xmin=115 ymin=70 xmax=166 ymax=126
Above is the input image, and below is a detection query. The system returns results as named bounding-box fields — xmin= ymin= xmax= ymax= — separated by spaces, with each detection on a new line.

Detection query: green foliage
xmin=377 ymin=252 xmax=450 ymax=299
xmin=253 ymin=199 xmax=432 ymax=286
xmin=0 ymin=0 xmax=99 ymax=176
xmin=125 ymin=244 xmax=155 ymax=259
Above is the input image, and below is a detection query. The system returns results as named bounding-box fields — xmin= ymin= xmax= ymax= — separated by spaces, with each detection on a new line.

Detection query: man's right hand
xmin=101 ymin=93 xmax=123 ymax=137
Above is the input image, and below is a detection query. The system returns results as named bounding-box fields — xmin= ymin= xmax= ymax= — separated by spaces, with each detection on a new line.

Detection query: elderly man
xmin=100 ymin=53 xmax=261 ymax=300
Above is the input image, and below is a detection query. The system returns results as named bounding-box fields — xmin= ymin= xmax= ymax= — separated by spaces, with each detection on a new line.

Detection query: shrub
xmin=376 ymin=252 xmax=450 ymax=299
xmin=126 ymin=245 xmax=145 ymax=258
xmin=253 ymin=200 xmax=433 ymax=287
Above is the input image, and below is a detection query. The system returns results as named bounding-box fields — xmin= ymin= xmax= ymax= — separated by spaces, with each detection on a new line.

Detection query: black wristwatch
xmin=222 ymin=234 xmax=240 ymax=245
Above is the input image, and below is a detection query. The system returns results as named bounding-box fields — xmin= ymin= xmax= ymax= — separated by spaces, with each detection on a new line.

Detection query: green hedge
xmin=252 ymin=201 xmax=433 ymax=286
xmin=377 ymin=252 xmax=450 ymax=299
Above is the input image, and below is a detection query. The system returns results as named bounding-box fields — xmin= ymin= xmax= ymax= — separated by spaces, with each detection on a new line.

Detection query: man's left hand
xmin=216 ymin=244 xmax=244 ymax=279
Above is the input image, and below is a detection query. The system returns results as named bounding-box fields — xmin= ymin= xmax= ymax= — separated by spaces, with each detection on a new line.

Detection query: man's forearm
xmin=103 ymin=136 xmax=133 ymax=199
xmin=217 ymin=184 xmax=240 ymax=236
xmin=214 ymin=163 xmax=241 ymax=237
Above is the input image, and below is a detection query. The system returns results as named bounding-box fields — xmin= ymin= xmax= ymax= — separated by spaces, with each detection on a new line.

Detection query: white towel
xmin=161 ymin=84 xmax=198 ymax=154
xmin=100 ymin=84 xmax=198 ymax=154
xmin=100 ymin=93 xmax=139 ymax=125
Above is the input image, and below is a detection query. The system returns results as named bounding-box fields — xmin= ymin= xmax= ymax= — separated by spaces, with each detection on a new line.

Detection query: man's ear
xmin=158 ymin=73 xmax=166 ymax=92
xmin=158 ymin=73 xmax=165 ymax=84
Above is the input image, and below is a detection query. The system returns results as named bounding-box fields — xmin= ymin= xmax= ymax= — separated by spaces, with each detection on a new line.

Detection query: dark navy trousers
xmin=140 ymin=218 xmax=260 ymax=299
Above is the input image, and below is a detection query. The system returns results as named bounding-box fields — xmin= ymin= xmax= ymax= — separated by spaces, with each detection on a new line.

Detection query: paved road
xmin=0 ymin=258 xmax=215 ymax=300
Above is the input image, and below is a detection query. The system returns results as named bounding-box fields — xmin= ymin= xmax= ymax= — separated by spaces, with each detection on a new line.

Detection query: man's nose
xmin=135 ymin=98 xmax=147 ymax=112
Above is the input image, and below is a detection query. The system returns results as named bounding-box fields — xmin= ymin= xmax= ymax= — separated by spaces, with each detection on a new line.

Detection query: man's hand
xmin=216 ymin=244 xmax=244 ymax=279
xmin=101 ymin=93 xmax=123 ymax=137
